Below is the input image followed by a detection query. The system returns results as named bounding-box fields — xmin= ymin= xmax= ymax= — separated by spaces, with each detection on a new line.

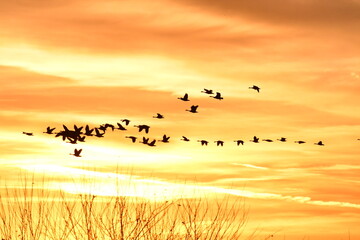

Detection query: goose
xmin=148 ymin=139 xmax=157 ymax=147
xmin=277 ymin=137 xmax=287 ymax=142
xmin=295 ymin=141 xmax=306 ymax=144
xmin=197 ymin=140 xmax=209 ymax=146
xmin=43 ymin=127 xmax=56 ymax=134
xmin=214 ymin=140 xmax=224 ymax=146
xmin=181 ymin=136 xmax=190 ymax=142
xmin=186 ymin=105 xmax=198 ymax=113
xmin=22 ymin=132 xmax=33 ymax=136
xmin=74 ymin=125 xmax=83 ymax=134
xmin=211 ymin=92 xmax=223 ymax=100
xmin=98 ymin=125 xmax=107 ymax=132
xmin=314 ymin=141 xmax=324 ymax=146
xmin=67 ymin=137 xmax=77 ymax=144
xmin=251 ymin=136 xmax=260 ymax=143
xmin=178 ymin=93 xmax=190 ymax=101
xmin=201 ymin=88 xmax=213 ymax=94
xmin=70 ymin=148 xmax=82 ymax=157
xmin=94 ymin=128 xmax=105 ymax=138
xmin=262 ymin=139 xmax=273 ymax=142
xmin=234 ymin=140 xmax=244 ymax=146
xmin=153 ymin=113 xmax=164 ymax=119
xmin=121 ymin=119 xmax=130 ymax=126
xmin=105 ymin=123 xmax=115 ymax=131
xmin=116 ymin=123 xmax=127 ymax=131
xmin=134 ymin=125 xmax=150 ymax=134
xmin=126 ymin=136 xmax=137 ymax=143
xmin=161 ymin=134 xmax=170 ymax=143
xmin=84 ymin=125 xmax=94 ymax=136
xmin=78 ymin=136 xmax=86 ymax=142
xmin=140 ymin=137 xmax=150 ymax=145
xmin=249 ymin=85 xmax=260 ymax=93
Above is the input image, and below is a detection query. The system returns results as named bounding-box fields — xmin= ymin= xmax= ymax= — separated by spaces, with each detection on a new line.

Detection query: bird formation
xmin=23 ymin=86 xmax=359 ymax=157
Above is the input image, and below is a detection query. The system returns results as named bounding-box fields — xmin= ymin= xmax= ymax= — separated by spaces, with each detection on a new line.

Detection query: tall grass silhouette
xmin=0 ymin=176 xmax=253 ymax=240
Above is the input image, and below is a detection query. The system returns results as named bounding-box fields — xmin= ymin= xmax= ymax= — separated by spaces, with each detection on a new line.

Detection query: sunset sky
xmin=1 ymin=0 xmax=360 ymax=239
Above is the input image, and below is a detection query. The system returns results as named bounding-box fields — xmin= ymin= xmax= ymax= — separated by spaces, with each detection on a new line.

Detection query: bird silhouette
xmin=22 ymin=132 xmax=33 ymax=136
xmin=105 ymin=123 xmax=115 ymax=131
xmin=249 ymin=85 xmax=260 ymax=92
xmin=211 ymin=92 xmax=223 ymax=100
xmin=251 ymin=136 xmax=260 ymax=143
xmin=43 ymin=127 xmax=55 ymax=134
xmin=70 ymin=148 xmax=82 ymax=157
xmin=295 ymin=141 xmax=306 ymax=144
xmin=198 ymin=140 xmax=209 ymax=146
xmin=116 ymin=123 xmax=127 ymax=131
xmin=78 ymin=136 xmax=86 ymax=142
xmin=277 ymin=137 xmax=287 ymax=142
xmin=125 ymin=136 xmax=137 ymax=143
xmin=186 ymin=105 xmax=198 ymax=113
xmin=67 ymin=137 xmax=78 ymax=144
xmin=153 ymin=113 xmax=164 ymax=119
xmin=84 ymin=125 xmax=94 ymax=136
xmin=98 ymin=125 xmax=107 ymax=132
xmin=262 ymin=139 xmax=273 ymax=142
xmin=74 ymin=125 xmax=83 ymax=134
xmin=134 ymin=125 xmax=150 ymax=134
xmin=234 ymin=140 xmax=244 ymax=146
xmin=181 ymin=136 xmax=190 ymax=142
xmin=178 ymin=93 xmax=190 ymax=101
xmin=314 ymin=141 xmax=324 ymax=146
xmin=147 ymin=139 xmax=157 ymax=147
xmin=94 ymin=128 xmax=105 ymax=137
xmin=140 ymin=137 xmax=150 ymax=144
xmin=201 ymin=88 xmax=213 ymax=94
xmin=121 ymin=119 xmax=130 ymax=126
xmin=160 ymin=134 xmax=170 ymax=143
xmin=214 ymin=140 xmax=224 ymax=146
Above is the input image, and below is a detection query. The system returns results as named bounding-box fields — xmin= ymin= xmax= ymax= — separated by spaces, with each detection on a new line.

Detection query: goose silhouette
xmin=277 ymin=137 xmax=287 ymax=142
xmin=160 ymin=134 xmax=170 ymax=143
xmin=211 ymin=92 xmax=223 ymax=100
xmin=134 ymin=125 xmax=150 ymax=134
xmin=116 ymin=123 xmax=127 ymax=131
xmin=98 ymin=125 xmax=107 ymax=132
xmin=214 ymin=140 xmax=224 ymax=146
xmin=84 ymin=125 xmax=94 ymax=136
xmin=314 ymin=141 xmax=324 ymax=146
xmin=70 ymin=148 xmax=82 ymax=157
xmin=262 ymin=139 xmax=273 ymax=142
xmin=178 ymin=93 xmax=190 ymax=101
xmin=67 ymin=137 xmax=78 ymax=144
xmin=78 ymin=136 xmax=86 ymax=142
xmin=126 ymin=136 xmax=137 ymax=143
xmin=201 ymin=88 xmax=213 ymax=94
xmin=153 ymin=113 xmax=164 ymax=119
xmin=105 ymin=123 xmax=115 ymax=131
xmin=181 ymin=136 xmax=190 ymax=142
xmin=121 ymin=119 xmax=130 ymax=126
xmin=140 ymin=137 xmax=150 ymax=144
xmin=234 ymin=140 xmax=244 ymax=146
xmin=186 ymin=105 xmax=198 ymax=113
xmin=43 ymin=127 xmax=55 ymax=134
xmin=148 ymin=139 xmax=157 ymax=147
xmin=295 ymin=141 xmax=306 ymax=144
xmin=22 ymin=132 xmax=33 ymax=136
xmin=74 ymin=125 xmax=83 ymax=134
xmin=249 ymin=85 xmax=260 ymax=93
xmin=198 ymin=140 xmax=209 ymax=146
xmin=94 ymin=128 xmax=105 ymax=138
xmin=251 ymin=136 xmax=260 ymax=143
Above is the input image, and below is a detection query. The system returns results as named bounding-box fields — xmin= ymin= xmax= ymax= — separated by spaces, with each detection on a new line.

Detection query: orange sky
xmin=1 ymin=0 xmax=360 ymax=239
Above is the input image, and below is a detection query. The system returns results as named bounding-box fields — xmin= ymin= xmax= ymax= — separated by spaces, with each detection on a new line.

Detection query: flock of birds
xmin=21 ymin=86 xmax=360 ymax=157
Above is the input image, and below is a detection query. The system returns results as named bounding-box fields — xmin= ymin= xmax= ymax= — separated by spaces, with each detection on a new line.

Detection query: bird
xmin=160 ymin=134 xmax=170 ymax=143
xmin=186 ymin=105 xmax=198 ymax=113
xmin=181 ymin=136 xmax=190 ymax=142
xmin=251 ymin=136 xmax=260 ymax=143
xmin=295 ymin=141 xmax=306 ymax=144
xmin=125 ymin=136 xmax=137 ymax=143
xmin=211 ymin=92 xmax=223 ymax=100
xmin=153 ymin=113 xmax=164 ymax=119
xmin=201 ymin=88 xmax=213 ymax=94
xmin=121 ymin=119 xmax=130 ymax=126
xmin=116 ymin=123 xmax=127 ymax=131
xmin=73 ymin=125 xmax=83 ymax=134
xmin=234 ymin=140 xmax=244 ymax=146
xmin=22 ymin=132 xmax=33 ymax=136
xmin=98 ymin=125 xmax=107 ymax=132
xmin=198 ymin=140 xmax=209 ymax=146
xmin=249 ymin=85 xmax=260 ymax=92
xmin=314 ymin=141 xmax=324 ymax=146
xmin=84 ymin=125 xmax=94 ymax=136
xmin=94 ymin=128 xmax=105 ymax=138
xmin=277 ymin=137 xmax=287 ymax=142
xmin=70 ymin=148 xmax=82 ymax=157
xmin=214 ymin=140 xmax=224 ymax=146
xmin=104 ymin=123 xmax=115 ymax=131
xmin=140 ymin=137 xmax=150 ymax=145
xmin=43 ymin=127 xmax=56 ymax=134
xmin=134 ymin=125 xmax=150 ymax=134
xmin=66 ymin=137 xmax=77 ymax=144
xmin=147 ymin=139 xmax=156 ymax=147
xmin=178 ymin=93 xmax=190 ymax=101
xmin=78 ymin=136 xmax=86 ymax=142
xmin=262 ymin=139 xmax=273 ymax=142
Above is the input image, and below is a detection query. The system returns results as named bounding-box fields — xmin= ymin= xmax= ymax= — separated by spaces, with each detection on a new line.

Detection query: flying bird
xmin=22 ymin=132 xmax=33 ymax=136
xmin=198 ymin=140 xmax=209 ymax=146
xmin=214 ymin=140 xmax=224 ymax=146
xmin=43 ymin=127 xmax=56 ymax=134
xmin=201 ymin=88 xmax=213 ymax=94
xmin=104 ymin=123 xmax=115 ymax=131
xmin=186 ymin=105 xmax=198 ymax=113
xmin=78 ymin=136 xmax=86 ymax=142
xmin=67 ymin=137 xmax=78 ymax=144
xmin=181 ymin=136 xmax=190 ymax=142
xmin=140 ymin=137 xmax=150 ymax=145
xmin=249 ymin=85 xmax=260 ymax=92
xmin=70 ymin=148 xmax=82 ymax=157
xmin=94 ymin=128 xmax=105 ymax=138
xmin=153 ymin=113 xmax=164 ymax=119
xmin=234 ymin=140 xmax=244 ymax=146
xmin=116 ymin=123 xmax=127 ymax=131
xmin=126 ymin=136 xmax=137 ymax=143
xmin=178 ymin=93 xmax=190 ymax=101
xmin=295 ymin=141 xmax=306 ymax=144
xmin=160 ymin=134 xmax=170 ymax=143
xmin=121 ymin=119 xmax=130 ymax=126
xmin=147 ymin=139 xmax=157 ymax=147
xmin=134 ymin=125 xmax=150 ymax=134
xmin=84 ymin=125 xmax=94 ymax=136
xmin=251 ymin=136 xmax=260 ymax=143
xmin=277 ymin=137 xmax=287 ymax=142
xmin=262 ymin=139 xmax=273 ymax=142
xmin=211 ymin=92 xmax=223 ymax=100
xmin=314 ymin=141 xmax=324 ymax=146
